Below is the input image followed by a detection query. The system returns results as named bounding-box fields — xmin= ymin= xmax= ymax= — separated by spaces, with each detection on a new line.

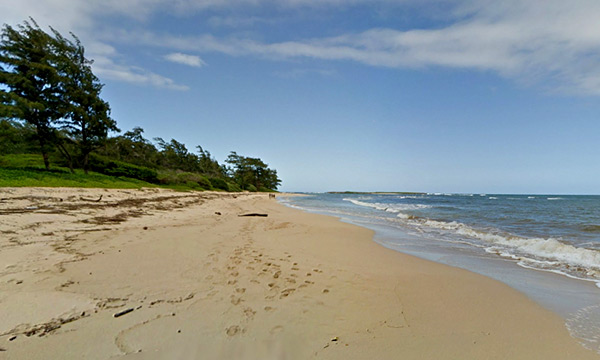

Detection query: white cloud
xmin=3 ymin=0 xmax=600 ymax=94
xmin=92 ymin=54 xmax=189 ymax=91
xmin=164 ymin=52 xmax=206 ymax=67
xmin=0 ymin=0 xmax=189 ymax=91
xmin=103 ymin=0 xmax=600 ymax=95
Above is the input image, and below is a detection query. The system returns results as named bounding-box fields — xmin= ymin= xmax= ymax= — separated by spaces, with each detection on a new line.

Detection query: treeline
xmin=0 ymin=20 xmax=280 ymax=191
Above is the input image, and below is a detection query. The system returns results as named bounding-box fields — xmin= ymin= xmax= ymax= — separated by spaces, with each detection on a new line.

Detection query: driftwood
xmin=113 ymin=308 xmax=134 ymax=318
xmin=238 ymin=213 xmax=268 ymax=217
xmin=80 ymin=195 xmax=103 ymax=202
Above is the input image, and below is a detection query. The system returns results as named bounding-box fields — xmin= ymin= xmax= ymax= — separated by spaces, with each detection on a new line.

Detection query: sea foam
xmin=345 ymin=197 xmax=600 ymax=281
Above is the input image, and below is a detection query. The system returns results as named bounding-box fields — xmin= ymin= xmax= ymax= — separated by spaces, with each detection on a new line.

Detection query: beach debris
xmin=215 ymin=211 xmax=222 ymax=215
xmin=143 ymin=226 xmax=148 ymax=230
xmin=238 ymin=213 xmax=268 ymax=217
xmin=80 ymin=195 xmax=103 ymax=202
xmin=0 ymin=347 xmax=6 ymax=351
xmin=8 ymin=336 xmax=16 ymax=342
xmin=331 ymin=336 xmax=339 ymax=342
xmin=113 ymin=308 xmax=134 ymax=318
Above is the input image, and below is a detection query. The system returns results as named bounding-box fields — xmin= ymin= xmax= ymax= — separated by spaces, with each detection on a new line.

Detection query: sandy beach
xmin=0 ymin=188 xmax=597 ymax=359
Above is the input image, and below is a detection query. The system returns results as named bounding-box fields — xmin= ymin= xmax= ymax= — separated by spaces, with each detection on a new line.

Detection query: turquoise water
xmin=279 ymin=193 xmax=600 ymax=352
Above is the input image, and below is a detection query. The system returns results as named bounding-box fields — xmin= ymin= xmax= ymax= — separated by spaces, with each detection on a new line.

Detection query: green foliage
xmin=0 ymin=20 xmax=115 ymax=171
xmin=0 ymin=20 xmax=282 ymax=191
xmin=0 ymin=154 xmax=154 ymax=188
xmin=245 ymin=184 xmax=257 ymax=192
xmin=227 ymin=182 xmax=242 ymax=192
xmin=225 ymin=151 xmax=281 ymax=191
xmin=96 ymin=127 xmax=159 ymax=169
xmin=155 ymin=138 xmax=199 ymax=172
xmin=54 ymin=31 xmax=117 ymax=173
xmin=157 ymin=171 xmax=212 ymax=189
xmin=259 ymin=186 xmax=276 ymax=192
xmin=208 ymin=177 xmax=228 ymax=191
xmin=0 ymin=119 xmax=38 ymax=154
xmin=0 ymin=153 xmax=46 ymax=168
xmin=88 ymin=154 xmax=158 ymax=183
xmin=0 ymin=19 xmax=67 ymax=169
xmin=0 ymin=167 xmax=154 ymax=188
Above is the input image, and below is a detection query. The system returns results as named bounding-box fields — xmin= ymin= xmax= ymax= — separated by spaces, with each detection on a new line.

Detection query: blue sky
xmin=2 ymin=0 xmax=600 ymax=193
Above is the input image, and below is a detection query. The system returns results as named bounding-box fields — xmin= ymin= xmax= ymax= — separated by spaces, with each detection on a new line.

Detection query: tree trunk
xmin=42 ymin=151 xmax=50 ymax=171
xmin=83 ymin=152 xmax=89 ymax=174
xmin=38 ymin=136 xmax=50 ymax=171
xmin=56 ymin=142 xmax=74 ymax=174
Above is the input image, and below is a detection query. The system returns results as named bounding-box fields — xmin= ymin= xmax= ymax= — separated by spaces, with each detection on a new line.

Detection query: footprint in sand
xmin=235 ymin=288 xmax=246 ymax=294
xmin=270 ymin=325 xmax=284 ymax=334
xmin=226 ymin=325 xmax=241 ymax=336
xmin=243 ymin=307 xmax=256 ymax=318
xmin=273 ymin=270 xmax=281 ymax=279
xmin=280 ymin=288 xmax=295 ymax=299
xmin=230 ymin=293 xmax=245 ymax=304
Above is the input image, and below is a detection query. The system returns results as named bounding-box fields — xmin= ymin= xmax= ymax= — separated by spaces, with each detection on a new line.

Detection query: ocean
xmin=279 ymin=193 xmax=600 ymax=353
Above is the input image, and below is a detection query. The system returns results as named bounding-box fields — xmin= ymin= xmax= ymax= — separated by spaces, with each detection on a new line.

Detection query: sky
xmin=1 ymin=0 xmax=600 ymax=194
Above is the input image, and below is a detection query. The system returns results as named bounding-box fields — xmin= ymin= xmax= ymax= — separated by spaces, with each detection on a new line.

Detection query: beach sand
xmin=0 ymin=187 xmax=597 ymax=359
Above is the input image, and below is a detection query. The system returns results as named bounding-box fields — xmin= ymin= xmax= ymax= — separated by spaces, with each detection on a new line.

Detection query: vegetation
xmin=0 ymin=20 xmax=280 ymax=191
xmin=0 ymin=154 xmax=154 ymax=188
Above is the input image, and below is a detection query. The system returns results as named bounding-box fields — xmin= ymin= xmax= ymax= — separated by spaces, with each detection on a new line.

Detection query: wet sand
xmin=0 ymin=188 xmax=597 ymax=359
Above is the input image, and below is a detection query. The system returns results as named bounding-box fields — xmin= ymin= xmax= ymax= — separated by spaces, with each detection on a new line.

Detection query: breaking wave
xmin=345 ymin=197 xmax=600 ymax=282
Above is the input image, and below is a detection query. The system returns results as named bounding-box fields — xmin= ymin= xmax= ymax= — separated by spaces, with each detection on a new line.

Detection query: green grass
xmin=0 ymin=154 xmax=157 ymax=189
xmin=0 ymin=167 xmax=157 ymax=188
xmin=0 ymin=154 xmax=250 ymax=192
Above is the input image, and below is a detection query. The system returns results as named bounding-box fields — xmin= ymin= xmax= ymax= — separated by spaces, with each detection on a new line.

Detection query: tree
xmin=196 ymin=146 xmax=224 ymax=178
xmin=0 ymin=19 xmax=67 ymax=170
xmin=56 ymin=32 xmax=118 ymax=173
xmin=155 ymin=137 xmax=199 ymax=172
xmin=0 ymin=19 xmax=117 ymax=172
xmin=0 ymin=119 xmax=37 ymax=154
xmin=225 ymin=151 xmax=281 ymax=191
xmin=97 ymin=127 xmax=159 ymax=168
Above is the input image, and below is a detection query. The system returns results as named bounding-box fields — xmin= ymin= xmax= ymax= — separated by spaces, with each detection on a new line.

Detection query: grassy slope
xmin=0 ymin=154 xmax=157 ymax=189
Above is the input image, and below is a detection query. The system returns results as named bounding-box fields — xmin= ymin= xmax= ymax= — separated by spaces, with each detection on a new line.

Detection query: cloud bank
xmin=2 ymin=0 xmax=600 ymax=94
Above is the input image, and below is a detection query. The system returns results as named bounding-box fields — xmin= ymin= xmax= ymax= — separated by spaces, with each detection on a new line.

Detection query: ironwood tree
xmin=0 ymin=19 xmax=115 ymax=172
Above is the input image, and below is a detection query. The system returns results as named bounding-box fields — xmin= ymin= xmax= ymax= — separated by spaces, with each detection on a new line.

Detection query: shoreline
xmin=0 ymin=188 xmax=598 ymax=358
xmin=278 ymin=192 xmax=600 ymax=353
